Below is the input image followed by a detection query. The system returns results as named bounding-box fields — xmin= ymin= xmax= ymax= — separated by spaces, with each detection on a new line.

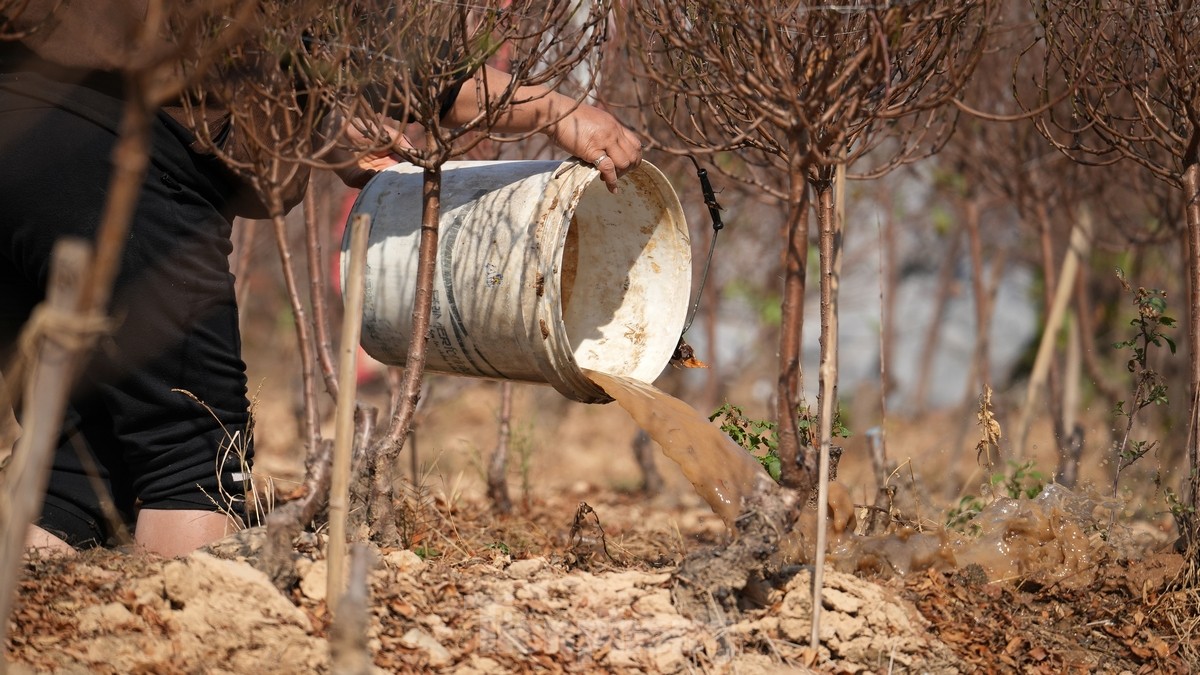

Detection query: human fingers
xmin=587 ymin=121 xmax=643 ymax=193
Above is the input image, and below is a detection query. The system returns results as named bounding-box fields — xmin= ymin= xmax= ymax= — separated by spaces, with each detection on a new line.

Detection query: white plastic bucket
xmin=344 ymin=159 xmax=692 ymax=403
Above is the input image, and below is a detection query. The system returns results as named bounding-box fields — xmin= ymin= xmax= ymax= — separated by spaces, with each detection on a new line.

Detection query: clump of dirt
xmin=7 ymin=549 xmax=327 ymax=674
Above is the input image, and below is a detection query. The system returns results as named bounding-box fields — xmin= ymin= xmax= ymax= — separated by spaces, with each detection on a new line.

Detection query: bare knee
xmin=24 ymin=525 xmax=76 ymax=556
xmin=134 ymin=509 xmax=234 ymax=557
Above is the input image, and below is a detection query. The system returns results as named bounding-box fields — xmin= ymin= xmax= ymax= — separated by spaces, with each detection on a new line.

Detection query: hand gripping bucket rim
xmin=344 ymin=159 xmax=692 ymax=403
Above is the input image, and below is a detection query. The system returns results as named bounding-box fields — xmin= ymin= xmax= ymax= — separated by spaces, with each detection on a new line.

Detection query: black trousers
xmin=0 ymin=70 xmax=252 ymax=547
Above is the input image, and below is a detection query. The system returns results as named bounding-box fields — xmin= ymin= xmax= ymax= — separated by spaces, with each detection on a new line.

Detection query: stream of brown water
xmin=584 ymin=370 xmax=774 ymax=526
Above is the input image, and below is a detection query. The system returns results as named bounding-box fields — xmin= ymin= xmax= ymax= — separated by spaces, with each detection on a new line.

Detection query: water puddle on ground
xmin=585 ymin=370 xmax=1111 ymax=586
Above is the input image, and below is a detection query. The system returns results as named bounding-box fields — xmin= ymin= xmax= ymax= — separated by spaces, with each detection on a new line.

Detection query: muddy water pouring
xmin=585 ymin=371 xmax=777 ymax=526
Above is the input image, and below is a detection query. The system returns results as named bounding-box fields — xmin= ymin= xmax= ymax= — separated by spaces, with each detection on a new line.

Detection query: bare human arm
xmin=443 ymin=65 xmax=642 ymax=192
xmin=332 ymin=65 xmax=641 ymax=192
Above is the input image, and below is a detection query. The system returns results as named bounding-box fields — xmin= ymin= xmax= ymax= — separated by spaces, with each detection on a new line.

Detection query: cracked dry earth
xmin=5 ymin=487 xmax=1197 ymax=674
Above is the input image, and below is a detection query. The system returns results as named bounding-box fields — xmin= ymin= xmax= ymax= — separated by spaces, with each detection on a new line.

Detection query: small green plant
xmin=945 ymin=495 xmax=985 ymax=533
xmin=1166 ymin=485 xmax=1199 ymax=554
xmin=1110 ymin=269 xmax=1175 ymax=496
xmin=413 ymin=544 xmax=441 ymax=560
xmin=710 ymin=403 xmax=779 ymax=479
xmin=710 ymin=401 xmax=850 ymax=483
xmin=945 ymin=460 xmax=1047 ymax=532
xmin=991 ymin=459 xmax=1047 ymax=500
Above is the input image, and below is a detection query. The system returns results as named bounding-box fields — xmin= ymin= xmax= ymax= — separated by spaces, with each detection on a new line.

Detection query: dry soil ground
xmin=5 ymin=372 xmax=1199 ymax=673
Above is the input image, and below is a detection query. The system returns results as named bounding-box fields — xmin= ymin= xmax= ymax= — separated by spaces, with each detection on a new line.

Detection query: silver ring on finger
xmin=593 ymin=153 xmax=608 ymax=166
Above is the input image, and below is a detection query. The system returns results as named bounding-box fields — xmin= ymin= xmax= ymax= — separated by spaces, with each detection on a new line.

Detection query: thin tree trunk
xmin=631 ymin=430 xmax=664 ymax=495
xmin=270 ymin=193 xmax=321 ymax=454
xmin=870 ymin=189 xmax=895 ymax=534
xmin=701 ymin=228 xmax=722 ymax=412
xmin=305 ymin=186 xmax=340 ymax=400
xmin=880 ymin=187 xmax=899 ymax=399
xmin=865 ymin=428 xmax=892 ymax=535
xmin=1181 ymin=161 xmax=1200 ymax=550
xmin=329 ymin=543 xmax=375 ymax=675
xmin=1036 ymin=202 xmax=1067 ymax=455
xmin=0 ymin=95 xmax=153 ymax=645
xmin=912 ymin=227 xmax=963 ymax=415
xmin=487 ymin=381 xmax=514 ymax=513
xmin=776 ymin=153 xmax=812 ymax=492
xmin=1056 ymin=312 xmax=1084 ymax=488
xmin=0 ymin=86 xmax=153 ymax=438
xmin=77 ymin=91 xmax=152 ymax=323
xmin=367 ymin=163 xmax=441 ymax=547
xmin=327 ymin=214 xmax=370 ymax=613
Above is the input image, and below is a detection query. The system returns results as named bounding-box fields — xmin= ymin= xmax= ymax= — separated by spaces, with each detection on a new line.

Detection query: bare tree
xmin=1028 ymin=0 xmax=1200 ymax=548
xmin=622 ymin=0 xmax=995 ymax=493
xmin=349 ymin=1 xmax=611 ymax=547
xmin=61 ymin=0 xmax=613 ymax=567
xmin=0 ymin=0 xmax=620 ymax=620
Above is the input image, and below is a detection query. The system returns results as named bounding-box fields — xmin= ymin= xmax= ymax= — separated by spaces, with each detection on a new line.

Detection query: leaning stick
xmin=328 ymin=214 xmax=371 ymax=612
xmin=1013 ymin=205 xmax=1093 ymax=458
xmin=0 ymin=241 xmax=93 ymax=670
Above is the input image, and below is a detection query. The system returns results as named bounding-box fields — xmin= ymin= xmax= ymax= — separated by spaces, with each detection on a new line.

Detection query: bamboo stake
xmin=327 ymin=214 xmax=371 ymax=613
xmin=811 ymin=163 xmax=845 ymax=653
xmin=1013 ymin=205 xmax=1093 ymax=458
xmin=329 ymin=543 xmax=376 ymax=675
xmin=0 ymin=241 xmax=93 ymax=670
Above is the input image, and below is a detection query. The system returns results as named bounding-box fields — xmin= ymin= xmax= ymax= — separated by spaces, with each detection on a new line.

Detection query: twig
xmin=305 ymin=186 xmax=340 ymax=400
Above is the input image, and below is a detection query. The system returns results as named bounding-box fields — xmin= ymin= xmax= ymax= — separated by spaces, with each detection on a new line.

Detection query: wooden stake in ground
xmin=811 ymin=163 xmax=846 ymax=654
xmin=329 ymin=542 xmax=376 ymax=675
xmin=1013 ymin=205 xmax=1093 ymax=458
xmin=0 ymin=240 xmax=94 ymax=671
xmin=327 ymin=214 xmax=371 ymax=613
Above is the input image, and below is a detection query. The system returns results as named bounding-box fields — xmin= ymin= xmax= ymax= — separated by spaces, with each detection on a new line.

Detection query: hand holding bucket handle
xmin=436 ymin=65 xmax=644 ymax=193
xmin=539 ymin=97 xmax=643 ymax=193
xmin=551 ymin=106 xmax=643 ymax=193
xmin=588 ymin=150 xmax=640 ymax=194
